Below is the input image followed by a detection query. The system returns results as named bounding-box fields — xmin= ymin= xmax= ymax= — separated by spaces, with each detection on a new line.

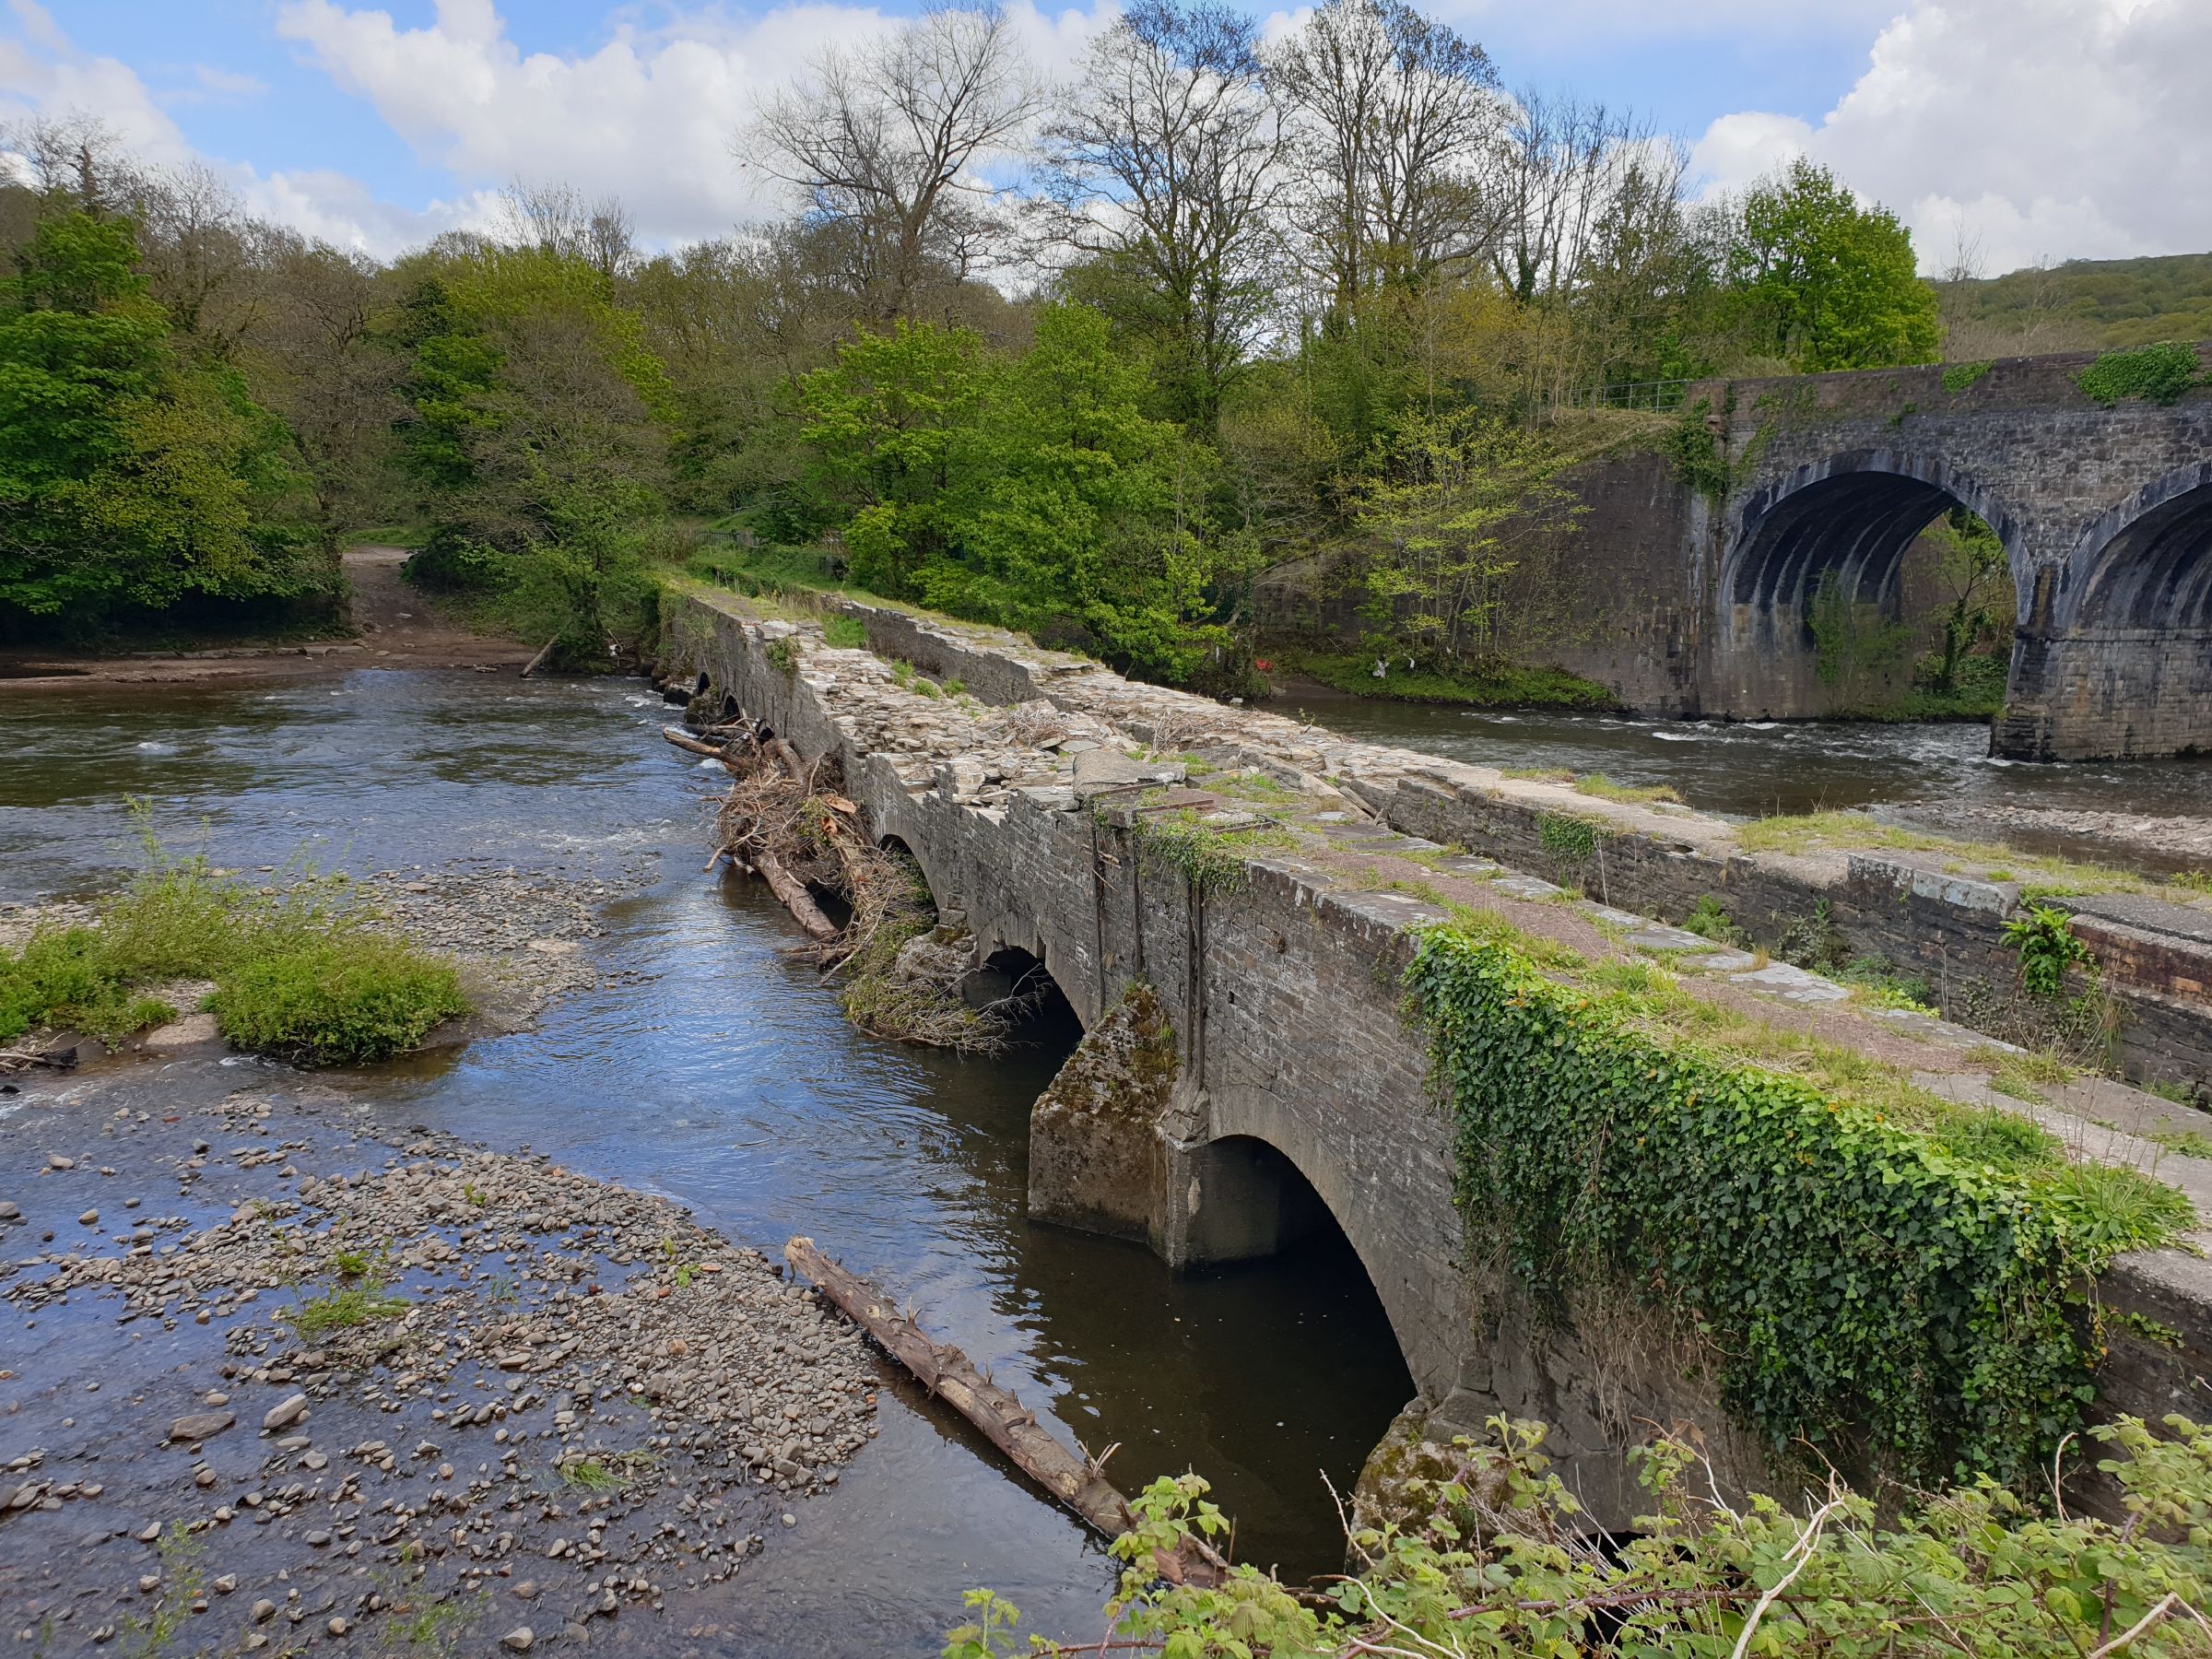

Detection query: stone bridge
xmin=1253 ymin=347 xmax=2212 ymax=759
xmin=661 ymin=583 xmax=2212 ymax=1527
xmin=1703 ymin=349 xmax=2212 ymax=759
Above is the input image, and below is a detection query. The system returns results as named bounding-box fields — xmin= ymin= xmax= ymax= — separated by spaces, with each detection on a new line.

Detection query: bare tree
xmin=750 ymin=3 xmax=1041 ymax=320
xmin=495 ymin=181 xmax=634 ymax=276
xmin=1 ymin=112 xmax=147 ymax=214
xmin=242 ymin=232 xmax=405 ymax=552
xmin=1267 ymin=0 xmax=1507 ymax=324
xmin=1038 ymin=0 xmax=1281 ymax=429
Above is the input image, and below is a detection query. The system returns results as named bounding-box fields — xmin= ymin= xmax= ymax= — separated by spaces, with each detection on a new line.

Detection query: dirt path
xmin=0 ymin=547 xmax=532 ymax=690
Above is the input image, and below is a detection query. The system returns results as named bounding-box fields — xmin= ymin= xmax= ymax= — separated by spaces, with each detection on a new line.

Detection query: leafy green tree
xmin=1346 ymin=410 xmax=1575 ymax=671
xmin=961 ymin=301 xmax=1246 ymax=681
xmin=0 ymin=211 xmax=318 ymax=637
xmin=796 ymin=319 xmax=988 ymax=596
xmin=1725 ymin=158 xmax=1941 ymax=371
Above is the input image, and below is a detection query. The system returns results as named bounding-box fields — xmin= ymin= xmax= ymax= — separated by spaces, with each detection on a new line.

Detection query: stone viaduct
xmin=660 ymin=583 xmax=2212 ymax=1527
xmin=1258 ymin=347 xmax=2212 ymax=759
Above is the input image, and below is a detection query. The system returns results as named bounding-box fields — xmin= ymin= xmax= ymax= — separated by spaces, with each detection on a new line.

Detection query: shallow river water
xmin=1295 ymin=697 xmax=2212 ymax=830
xmin=0 ymin=672 xmax=1409 ymax=1655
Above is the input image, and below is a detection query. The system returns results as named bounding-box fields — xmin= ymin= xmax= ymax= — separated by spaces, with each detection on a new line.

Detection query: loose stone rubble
xmin=0 ymin=1084 xmax=877 ymax=1653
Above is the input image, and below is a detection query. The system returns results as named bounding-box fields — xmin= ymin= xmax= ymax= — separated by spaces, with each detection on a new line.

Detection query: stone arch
xmin=1183 ymin=1108 xmax=1430 ymax=1395
xmin=1716 ymin=450 xmax=2023 ymax=718
xmin=1727 ymin=449 xmax=2021 ymax=616
xmin=2057 ymin=461 xmax=2212 ymax=632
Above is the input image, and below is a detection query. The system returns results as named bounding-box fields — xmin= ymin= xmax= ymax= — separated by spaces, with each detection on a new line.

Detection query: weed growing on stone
xmin=1572 ymin=772 xmax=1681 ymax=806
xmin=820 ymin=615 xmax=868 ymax=649
xmin=1677 ymin=894 xmax=1747 ymax=946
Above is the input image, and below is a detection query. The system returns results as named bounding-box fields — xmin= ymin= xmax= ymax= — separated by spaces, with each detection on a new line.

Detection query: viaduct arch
xmin=1700 ymin=349 xmax=2212 ymax=759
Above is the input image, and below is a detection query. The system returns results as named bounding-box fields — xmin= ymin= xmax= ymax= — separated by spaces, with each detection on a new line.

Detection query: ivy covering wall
xmin=1406 ymin=924 xmax=2180 ymax=1488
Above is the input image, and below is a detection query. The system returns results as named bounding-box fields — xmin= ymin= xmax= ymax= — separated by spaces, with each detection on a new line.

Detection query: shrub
xmin=208 ymin=936 xmax=467 ymax=1065
xmin=950 ymin=1409 xmax=2212 ymax=1659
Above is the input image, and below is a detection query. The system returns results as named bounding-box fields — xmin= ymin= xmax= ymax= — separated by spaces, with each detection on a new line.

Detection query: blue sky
xmin=6 ymin=0 xmax=2207 ymax=273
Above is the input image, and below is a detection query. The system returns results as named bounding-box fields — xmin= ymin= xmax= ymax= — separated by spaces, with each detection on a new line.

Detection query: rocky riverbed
xmin=0 ymin=1072 xmax=880 ymax=1654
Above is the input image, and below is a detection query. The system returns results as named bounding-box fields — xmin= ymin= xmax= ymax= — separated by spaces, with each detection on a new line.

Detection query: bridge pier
xmin=1997 ymin=629 xmax=2212 ymax=759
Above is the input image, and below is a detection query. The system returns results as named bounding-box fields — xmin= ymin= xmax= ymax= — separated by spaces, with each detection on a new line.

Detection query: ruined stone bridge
xmin=1259 ymin=347 xmax=2212 ymax=759
xmin=661 ymin=583 xmax=2212 ymax=1524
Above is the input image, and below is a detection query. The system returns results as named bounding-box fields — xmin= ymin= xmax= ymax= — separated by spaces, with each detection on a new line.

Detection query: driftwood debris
xmin=784 ymin=1237 xmax=1227 ymax=1587
xmin=661 ymin=726 xmax=729 ymax=761
xmin=0 ymin=1043 xmax=76 ymax=1076
xmin=755 ymin=852 xmax=839 ymax=941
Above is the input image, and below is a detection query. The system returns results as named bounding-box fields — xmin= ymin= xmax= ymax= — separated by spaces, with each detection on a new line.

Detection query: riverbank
xmin=0 ymin=1065 xmax=876 ymax=1653
xmin=0 ymin=549 xmax=532 ymax=690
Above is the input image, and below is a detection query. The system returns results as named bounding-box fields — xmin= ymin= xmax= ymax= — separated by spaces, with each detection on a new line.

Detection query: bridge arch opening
xmin=2074 ymin=473 xmax=2212 ymax=630
xmin=1724 ymin=455 xmax=2019 ymax=718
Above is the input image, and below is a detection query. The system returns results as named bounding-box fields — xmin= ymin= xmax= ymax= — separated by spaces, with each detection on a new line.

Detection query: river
xmin=0 ymin=671 xmax=1410 ymax=1656
xmin=1290 ymin=695 xmax=2212 ymax=865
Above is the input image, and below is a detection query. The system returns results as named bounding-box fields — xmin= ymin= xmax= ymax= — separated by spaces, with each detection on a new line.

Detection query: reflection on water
xmin=0 ymin=670 xmax=1411 ymax=1654
xmin=1293 ymin=698 xmax=2212 ymax=832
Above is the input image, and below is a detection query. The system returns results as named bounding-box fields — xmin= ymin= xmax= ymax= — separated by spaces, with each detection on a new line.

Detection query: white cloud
xmin=274 ymin=0 xmax=1113 ymax=247
xmin=1688 ymin=0 xmax=2212 ymax=273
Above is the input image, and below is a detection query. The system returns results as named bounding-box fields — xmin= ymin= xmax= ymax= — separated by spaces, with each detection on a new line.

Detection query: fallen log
xmin=661 ymin=725 xmax=727 ymax=759
xmin=519 ymin=633 xmax=561 ymax=679
xmin=784 ymin=1237 xmax=1227 ymax=1587
xmin=755 ymin=852 xmax=839 ymax=942
xmin=767 ymin=736 xmax=809 ymax=784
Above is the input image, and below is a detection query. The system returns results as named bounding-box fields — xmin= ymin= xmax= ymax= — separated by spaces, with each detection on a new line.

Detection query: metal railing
xmin=1551 ymin=378 xmax=1693 ymax=413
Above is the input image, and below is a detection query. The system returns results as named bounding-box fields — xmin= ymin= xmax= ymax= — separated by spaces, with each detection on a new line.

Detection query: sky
xmin=4 ymin=0 xmax=2207 ymax=276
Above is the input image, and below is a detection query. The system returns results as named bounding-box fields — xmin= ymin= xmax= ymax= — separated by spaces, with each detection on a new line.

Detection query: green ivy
xmin=1657 ymin=398 xmax=1731 ymax=502
xmin=1536 ymin=811 xmax=1600 ymax=866
xmin=1941 ymin=359 xmax=1994 ymax=394
xmin=764 ymin=635 xmax=799 ymax=675
xmin=2077 ymin=343 xmax=2204 ymax=407
xmin=1406 ymin=924 xmax=2172 ymax=1488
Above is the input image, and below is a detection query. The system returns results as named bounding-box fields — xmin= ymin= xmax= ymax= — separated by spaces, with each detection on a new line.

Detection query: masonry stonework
xmin=659 ymin=583 xmax=2212 ymax=1528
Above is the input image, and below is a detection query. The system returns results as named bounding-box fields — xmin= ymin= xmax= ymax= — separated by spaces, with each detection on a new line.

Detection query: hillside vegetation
xmin=1940 ymin=251 xmax=2212 ymax=356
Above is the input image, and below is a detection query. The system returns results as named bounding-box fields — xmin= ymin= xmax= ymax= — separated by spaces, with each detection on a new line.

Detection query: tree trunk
xmin=755 ymin=853 xmax=840 ymax=942
xmin=784 ymin=1237 xmax=1227 ymax=1586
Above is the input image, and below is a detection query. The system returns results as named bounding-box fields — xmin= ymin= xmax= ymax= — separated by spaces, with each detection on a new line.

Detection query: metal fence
xmin=1552 ymin=378 xmax=1693 ymax=413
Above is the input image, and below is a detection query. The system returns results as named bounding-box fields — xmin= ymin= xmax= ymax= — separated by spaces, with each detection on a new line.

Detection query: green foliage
xmin=2077 ymin=342 xmax=2205 ymax=407
xmin=2004 ymin=905 xmax=2097 ymax=1000
xmin=0 ymin=818 xmax=466 ymax=1062
xmin=0 ymin=213 xmax=324 ymax=638
xmin=764 ymin=634 xmax=799 ymax=675
xmin=207 ymin=935 xmax=467 ymax=1065
xmin=821 ymin=614 xmax=868 ymax=649
xmin=1808 ymin=568 xmax=1912 ymax=705
xmin=1126 ymin=806 xmax=1295 ymax=893
xmin=1343 ymin=409 xmax=1579 ymax=671
xmin=796 ymin=304 xmax=1255 ymax=688
xmin=1572 ymin=772 xmax=1679 ymax=806
xmin=1725 ymin=159 xmax=1942 ymax=371
xmin=952 ymin=1409 xmax=2212 ymax=1658
xmin=1680 ymin=894 xmax=1748 ymax=947
xmin=1535 ymin=812 xmax=1600 ymax=884
xmin=1941 ymin=359 xmax=1994 ymax=393
xmin=1942 ymin=251 xmax=2212 ymax=350
xmin=1406 ymin=923 xmax=2184 ymax=1485
xmin=289 ymin=1282 xmax=410 ymax=1339
xmin=1657 ymin=397 xmax=1732 ymax=501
